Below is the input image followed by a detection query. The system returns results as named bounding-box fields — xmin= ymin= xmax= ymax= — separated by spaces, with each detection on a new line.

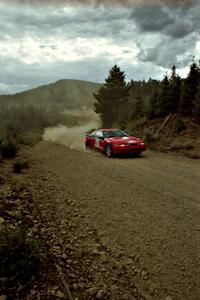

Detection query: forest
xmin=94 ymin=61 xmax=200 ymax=128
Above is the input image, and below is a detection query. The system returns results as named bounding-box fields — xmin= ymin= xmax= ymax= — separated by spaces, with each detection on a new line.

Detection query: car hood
xmin=106 ymin=136 xmax=143 ymax=144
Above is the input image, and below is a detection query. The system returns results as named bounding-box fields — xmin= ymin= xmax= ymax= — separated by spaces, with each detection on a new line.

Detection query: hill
xmin=0 ymin=79 xmax=101 ymax=110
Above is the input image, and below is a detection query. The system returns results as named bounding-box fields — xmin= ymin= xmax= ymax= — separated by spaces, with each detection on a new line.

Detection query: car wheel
xmin=134 ymin=151 xmax=142 ymax=157
xmin=105 ymin=144 xmax=112 ymax=157
xmin=85 ymin=142 xmax=89 ymax=150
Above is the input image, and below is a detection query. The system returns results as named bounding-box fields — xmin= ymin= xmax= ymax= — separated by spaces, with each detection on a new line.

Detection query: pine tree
xmin=132 ymin=96 xmax=144 ymax=119
xmin=170 ymin=65 xmax=176 ymax=81
xmin=159 ymin=68 xmax=182 ymax=116
xmin=169 ymin=65 xmax=182 ymax=113
xmin=94 ymin=65 xmax=130 ymax=127
xmin=146 ymin=91 xmax=160 ymax=119
xmin=193 ymin=81 xmax=200 ymax=120
xmin=159 ymin=75 xmax=172 ymax=116
xmin=179 ymin=62 xmax=200 ymax=115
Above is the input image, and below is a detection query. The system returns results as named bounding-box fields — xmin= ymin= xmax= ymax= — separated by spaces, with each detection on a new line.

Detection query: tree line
xmin=94 ymin=62 xmax=200 ymax=128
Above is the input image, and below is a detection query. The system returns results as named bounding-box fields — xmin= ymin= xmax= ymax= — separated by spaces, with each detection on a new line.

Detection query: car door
xmin=87 ymin=130 xmax=97 ymax=148
xmin=95 ymin=130 xmax=104 ymax=151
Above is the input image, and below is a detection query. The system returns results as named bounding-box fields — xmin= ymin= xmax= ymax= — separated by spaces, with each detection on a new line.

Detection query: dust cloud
xmin=43 ymin=109 xmax=100 ymax=151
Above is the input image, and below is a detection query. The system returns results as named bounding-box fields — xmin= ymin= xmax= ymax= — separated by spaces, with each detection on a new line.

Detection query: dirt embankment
xmin=1 ymin=141 xmax=200 ymax=300
xmin=128 ymin=115 xmax=200 ymax=159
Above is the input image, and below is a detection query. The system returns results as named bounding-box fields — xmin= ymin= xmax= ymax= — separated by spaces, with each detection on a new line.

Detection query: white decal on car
xmin=95 ymin=138 xmax=100 ymax=148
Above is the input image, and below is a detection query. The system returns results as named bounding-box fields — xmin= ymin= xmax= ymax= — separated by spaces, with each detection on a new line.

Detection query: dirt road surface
xmin=25 ymin=142 xmax=200 ymax=300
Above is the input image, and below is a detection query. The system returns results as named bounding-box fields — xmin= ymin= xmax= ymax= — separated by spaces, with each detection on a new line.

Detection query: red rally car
xmin=85 ymin=128 xmax=146 ymax=157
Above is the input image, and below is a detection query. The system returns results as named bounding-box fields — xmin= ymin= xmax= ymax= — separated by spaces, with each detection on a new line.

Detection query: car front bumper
xmin=112 ymin=144 xmax=146 ymax=154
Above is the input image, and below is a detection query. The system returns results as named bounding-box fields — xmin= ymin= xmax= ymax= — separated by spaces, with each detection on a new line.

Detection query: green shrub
xmin=143 ymin=129 xmax=157 ymax=143
xmin=0 ymin=105 xmax=61 ymax=145
xmin=19 ymin=130 xmax=43 ymax=146
xmin=174 ymin=119 xmax=186 ymax=133
xmin=13 ymin=160 xmax=29 ymax=173
xmin=0 ymin=139 xmax=18 ymax=159
xmin=0 ymin=225 xmax=41 ymax=283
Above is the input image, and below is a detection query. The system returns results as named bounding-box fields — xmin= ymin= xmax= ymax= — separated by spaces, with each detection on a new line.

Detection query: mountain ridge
xmin=0 ymin=79 xmax=101 ymax=110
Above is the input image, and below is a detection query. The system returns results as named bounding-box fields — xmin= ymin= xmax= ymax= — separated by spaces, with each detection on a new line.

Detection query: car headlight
xmin=112 ymin=143 xmax=125 ymax=147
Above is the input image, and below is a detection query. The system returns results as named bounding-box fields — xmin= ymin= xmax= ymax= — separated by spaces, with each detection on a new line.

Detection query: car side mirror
xmin=98 ymin=136 xmax=104 ymax=140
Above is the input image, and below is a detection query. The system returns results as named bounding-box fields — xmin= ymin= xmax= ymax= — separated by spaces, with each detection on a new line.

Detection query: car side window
xmin=103 ymin=131 xmax=109 ymax=138
xmin=95 ymin=131 xmax=103 ymax=138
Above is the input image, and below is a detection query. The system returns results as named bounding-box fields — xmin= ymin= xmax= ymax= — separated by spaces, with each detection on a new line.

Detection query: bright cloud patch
xmin=0 ymin=37 xmax=139 ymax=64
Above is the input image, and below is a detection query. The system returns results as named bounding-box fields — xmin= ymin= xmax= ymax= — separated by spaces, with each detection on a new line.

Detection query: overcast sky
xmin=0 ymin=0 xmax=200 ymax=94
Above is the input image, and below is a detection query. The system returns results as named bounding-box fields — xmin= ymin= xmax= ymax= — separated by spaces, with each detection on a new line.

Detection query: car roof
xmin=98 ymin=128 xmax=119 ymax=131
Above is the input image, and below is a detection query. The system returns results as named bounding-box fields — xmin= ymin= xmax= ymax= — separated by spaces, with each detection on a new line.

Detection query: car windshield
xmin=103 ymin=130 xmax=129 ymax=138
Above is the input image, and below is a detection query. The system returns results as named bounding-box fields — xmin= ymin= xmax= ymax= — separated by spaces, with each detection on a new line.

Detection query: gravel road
xmin=27 ymin=141 xmax=200 ymax=300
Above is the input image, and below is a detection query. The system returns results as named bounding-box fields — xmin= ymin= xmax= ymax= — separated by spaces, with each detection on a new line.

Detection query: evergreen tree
xmin=146 ymin=91 xmax=160 ymax=119
xmin=193 ymin=81 xmax=200 ymax=120
xmin=94 ymin=65 xmax=130 ymax=127
xmin=159 ymin=68 xmax=182 ymax=116
xmin=179 ymin=62 xmax=200 ymax=115
xmin=170 ymin=65 xmax=176 ymax=81
xmin=132 ymin=96 xmax=144 ymax=119
xmin=159 ymin=75 xmax=172 ymax=116
xmin=169 ymin=65 xmax=182 ymax=113
xmin=179 ymin=80 xmax=191 ymax=114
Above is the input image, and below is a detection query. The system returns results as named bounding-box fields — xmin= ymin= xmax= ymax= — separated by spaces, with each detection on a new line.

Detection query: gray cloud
xmin=131 ymin=6 xmax=174 ymax=32
xmin=0 ymin=4 xmax=131 ymax=41
xmin=133 ymin=0 xmax=200 ymax=66
xmin=167 ymin=22 xmax=194 ymax=39
xmin=1 ymin=0 xmax=198 ymax=4
xmin=131 ymin=1 xmax=200 ymax=39
xmin=138 ymin=33 xmax=198 ymax=68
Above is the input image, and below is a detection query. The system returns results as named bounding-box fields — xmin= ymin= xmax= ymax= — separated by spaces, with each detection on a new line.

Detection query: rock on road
xmin=27 ymin=141 xmax=200 ymax=300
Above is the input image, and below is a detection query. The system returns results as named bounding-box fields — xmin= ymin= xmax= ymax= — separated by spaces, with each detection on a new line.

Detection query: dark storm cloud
xmin=1 ymin=0 xmax=198 ymax=41
xmin=129 ymin=0 xmax=200 ymax=67
xmin=167 ymin=22 xmax=193 ymax=39
xmin=131 ymin=0 xmax=200 ymax=39
xmin=0 ymin=3 xmax=131 ymax=41
xmin=132 ymin=6 xmax=174 ymax=32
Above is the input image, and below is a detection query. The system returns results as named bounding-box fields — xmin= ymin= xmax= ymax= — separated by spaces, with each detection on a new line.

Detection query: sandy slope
xmin=26 ymin=141 xmax=200 ymax=300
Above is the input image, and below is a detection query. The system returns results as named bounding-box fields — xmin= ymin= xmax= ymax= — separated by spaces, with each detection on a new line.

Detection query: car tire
xmin=85 ymin=142 xmax=89 ymax=150
xmin=134 ymin=151 xmax=142 ymax=157
xmin=105 ymin=144 xmax=112 ymax=157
